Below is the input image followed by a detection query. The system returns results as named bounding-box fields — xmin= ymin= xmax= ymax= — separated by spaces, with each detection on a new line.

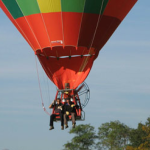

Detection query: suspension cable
xmin=35 ymin=55 xmax=50 ymax=116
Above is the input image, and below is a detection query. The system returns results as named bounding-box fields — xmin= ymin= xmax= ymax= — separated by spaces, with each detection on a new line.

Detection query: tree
xmin=128 ymin=122 xmax=146 ymax=148
xmin=126 ymin=125 xmax=150 ymax=150
xmin=145 ymin=117 xmax=150 ymax=126
xmin=97 ymin=121 xmax=131 ymax=150
xmin=63 ymin=117 xmax=150 ymax=150
xmin=63 ymin=124 xmax=97 ymax=150
xmin=126 ymin=117 xmax=150 ymax=150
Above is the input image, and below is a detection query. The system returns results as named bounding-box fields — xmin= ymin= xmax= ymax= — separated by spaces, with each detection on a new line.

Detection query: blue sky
xmin=0 ymin=1 xmax=150 ymax=150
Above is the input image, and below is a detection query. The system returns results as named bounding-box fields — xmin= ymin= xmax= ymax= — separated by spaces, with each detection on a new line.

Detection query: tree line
xmin=63 ymin=117 xmax=150 ymax=150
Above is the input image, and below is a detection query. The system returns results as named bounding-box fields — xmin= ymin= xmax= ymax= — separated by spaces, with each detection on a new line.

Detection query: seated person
xmin=49 ymin=98 xmax=64 ymax=130
xmin=63 ymin=97 xmax=78 ymax=129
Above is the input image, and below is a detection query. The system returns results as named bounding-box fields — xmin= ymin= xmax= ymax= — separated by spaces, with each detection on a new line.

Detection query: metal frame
xmin=52 ymin=82 xmax=90 ymax=121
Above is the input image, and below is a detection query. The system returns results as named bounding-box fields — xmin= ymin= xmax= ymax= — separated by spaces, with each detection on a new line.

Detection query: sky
xmin=0 ymin=1 xmax=150 ymax=150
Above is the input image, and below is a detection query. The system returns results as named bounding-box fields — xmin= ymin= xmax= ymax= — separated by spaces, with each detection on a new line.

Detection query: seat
xmin=52 ymin=108 xmax=82 ymax=121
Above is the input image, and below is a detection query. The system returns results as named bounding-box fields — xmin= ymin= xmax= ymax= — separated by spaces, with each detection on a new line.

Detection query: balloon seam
xmin=15 ymin=0 xmax=42 ymax=50
xmin=36 ymin=0 xmax=52 ymax=49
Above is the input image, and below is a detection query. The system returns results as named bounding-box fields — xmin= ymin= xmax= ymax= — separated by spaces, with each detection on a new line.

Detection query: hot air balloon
xmin=0 ymin=0 xmax=137 ymax=120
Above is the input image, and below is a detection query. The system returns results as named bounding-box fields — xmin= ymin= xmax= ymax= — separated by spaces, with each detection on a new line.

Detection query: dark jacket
xmin=52 ymin=103 xmax=64 ymax=113
xmin=64 ymin=102 xmax=79 ymax=114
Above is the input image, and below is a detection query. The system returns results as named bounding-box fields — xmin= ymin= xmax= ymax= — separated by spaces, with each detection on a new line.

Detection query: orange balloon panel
xmin=37 ymin=47 xmax=95 ymax=89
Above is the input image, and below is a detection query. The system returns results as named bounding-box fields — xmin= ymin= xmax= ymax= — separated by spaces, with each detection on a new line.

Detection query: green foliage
xmin=63 ymin=124 xmax=97 ymax=150
xmin=127 ymin=117 xmax=150 ymax=149
xmin=63 ymin=117 xmax=150 ymax=150
xmin=145 ymin=117 xmax=150 ymax=126
xmin=129 ymin=123 xmax=146 ymax=147
xmin=96 ymin=121 xmax=131 ymax=150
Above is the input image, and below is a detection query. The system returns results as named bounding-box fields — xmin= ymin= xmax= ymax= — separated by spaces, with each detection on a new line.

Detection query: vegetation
xmin=97 ymin=121 xmax=131 ymax=150
xmin=63 ymin=124 xmax=97 ymax=150
xmin=127 ymin=117 xmax=150 ymax=150
xmin=63 ymin=117 xmax=150 ymax=150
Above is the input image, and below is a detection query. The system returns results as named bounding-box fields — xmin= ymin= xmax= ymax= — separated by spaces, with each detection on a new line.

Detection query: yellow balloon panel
xmin=37 ymin=0 xmax=61 ymax=13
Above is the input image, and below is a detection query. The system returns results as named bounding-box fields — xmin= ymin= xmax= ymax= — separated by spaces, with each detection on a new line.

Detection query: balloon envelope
xmin=0 ymin=0 xmax=137 ymax=89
